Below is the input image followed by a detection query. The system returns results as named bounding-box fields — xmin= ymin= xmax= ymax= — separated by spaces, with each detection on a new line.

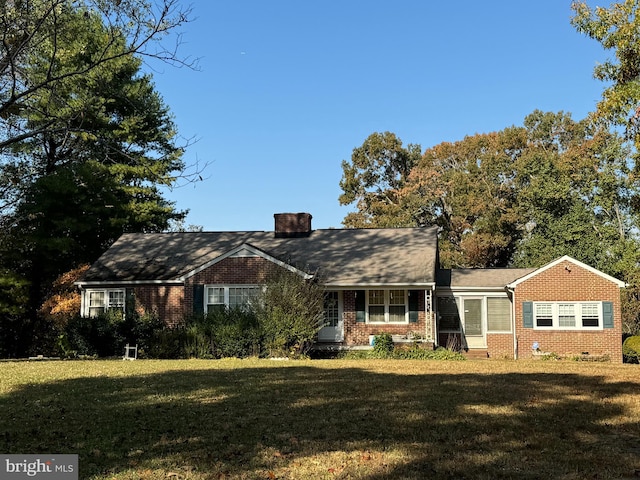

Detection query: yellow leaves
xmin=38 ymin=264 xmax=90 ymax=322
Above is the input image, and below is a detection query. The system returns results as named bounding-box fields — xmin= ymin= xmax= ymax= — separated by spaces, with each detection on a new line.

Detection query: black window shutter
xmin=408 ymin=290 xmax=419 ymax=323
xmin=125 ymin=288 xmax=135 ymax=320
xmin=355 ymin=290 xmax=366 ymax=323
xmin=193 ymin=285 xmax=205 ymax=315
xmin=523 ymin=302 xmax=533 ymax=328
xmin=603 ymin=301 xmax=614 ymax=329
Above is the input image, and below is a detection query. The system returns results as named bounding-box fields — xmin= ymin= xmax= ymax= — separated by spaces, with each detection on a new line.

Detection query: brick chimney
xmin=274 ymin=213 xmax=313 ymax=238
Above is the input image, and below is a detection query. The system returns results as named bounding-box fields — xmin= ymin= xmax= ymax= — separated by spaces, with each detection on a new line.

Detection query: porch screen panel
xmin=437 ymin=296 xmax=460 ymax=330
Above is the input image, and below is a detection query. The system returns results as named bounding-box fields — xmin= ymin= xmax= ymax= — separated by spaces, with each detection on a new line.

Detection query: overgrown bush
xmin=160 ymin=309 xmax=261 ymax=359
xmin=60 ymin=310 xmax=163 ymax=358
xmin=394 ymin=346 xmax=466 ymax=360
xmin=210 ymin=308 xmax=260 ymax=358
xmin=372 ymin=333 xmax=394 ymax=357
xmin=340 ymin=344 xmax=466 ymax=361
xmin=253 ymin=271 xmax=325 ymax=357
xmin=623 ymin=335 xmax=640 ymax=363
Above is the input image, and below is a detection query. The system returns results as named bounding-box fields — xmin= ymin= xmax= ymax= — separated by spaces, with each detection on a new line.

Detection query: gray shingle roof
xmin=436 ymin=268 xmax=536 ymax=288
xmin=81 ymin=227 xmax=440 ymax=286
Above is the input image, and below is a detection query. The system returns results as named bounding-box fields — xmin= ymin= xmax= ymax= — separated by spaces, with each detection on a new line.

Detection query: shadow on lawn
xmin=1 ymin=364 xmax=640 ymax=479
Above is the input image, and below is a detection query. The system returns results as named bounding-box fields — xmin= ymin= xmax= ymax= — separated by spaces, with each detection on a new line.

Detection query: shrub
xmin=62 ymin=311 xmax=124 ymax=357
xmin=372 ymin=333 xmax=394 ymax=357
xmin=210 ymin=308 xmax=260 ymax=358
xmin=148 ymin=327 xmax=186 ymax=359
xmin=61 ymin=310 xmax=163 ymax=358
xmin=391 ymin=345 xmax=466 ymax=360
xmin=253 ymin=271 xmax=325 ymax=357
xmin=623 ymin=335 xmax=640 ymax=364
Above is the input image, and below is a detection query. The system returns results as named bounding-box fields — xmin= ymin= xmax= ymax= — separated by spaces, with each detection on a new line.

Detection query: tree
xmin=339 ymin=132 xmax=422 ymax=228
xmin=512 ymin=111 xmax=636 ymax=276
xmin=340 ymin=112 xmax=638 ymax=272
xmin=571 ymin=1 xmax=640 ymax=334
xmin=0 ymin=0 xmax=193 ymax=158
xmin=402 ymin=127 xmax=525 ymax=267
xmin=0 ymin=0 xmax=198 ymax=355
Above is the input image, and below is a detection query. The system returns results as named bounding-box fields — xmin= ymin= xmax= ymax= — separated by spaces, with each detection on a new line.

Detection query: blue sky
xmin=150 ymin=1 xmax=607 ymax=232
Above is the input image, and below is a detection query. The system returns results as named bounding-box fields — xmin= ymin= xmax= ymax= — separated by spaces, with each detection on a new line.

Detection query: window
xmin=558 ymin=304 xmax=576 ymax=327
xmin=581 ymin=303 xmax=599 ymax=327
xmin=487 ymin=297 xmax=511 ymax=332
xmin=367 ymin=289 xmax=407 ymax=323
xmin=205 ymin=285 xmax=260 ymax=312
xmin=535 ymin=303 xmax=553 ymax=327
xmin=533 ymin=302 xmax=603 ymax=330
xmin=324 ymin=291 xmax=339 ymax=327
xmin=85 ymin=289 xmax=125 ymax=317
xmin=207 ymin=287 xmax=225 ymax=312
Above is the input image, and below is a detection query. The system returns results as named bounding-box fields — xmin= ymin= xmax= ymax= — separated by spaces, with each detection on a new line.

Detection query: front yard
xmin=1 ymin=359 xmax=639 ymax=479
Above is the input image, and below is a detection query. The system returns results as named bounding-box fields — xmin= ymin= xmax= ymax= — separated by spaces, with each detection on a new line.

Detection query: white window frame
xmin=83 ymin=288 xmax=126 ymax=318
xmin=533 ymin=302 xmax=603 ymax=330
xmin=205 ymin=285 xmax=261 ymax=312
xmin=366 ymin=289 xmax=408 ymax=324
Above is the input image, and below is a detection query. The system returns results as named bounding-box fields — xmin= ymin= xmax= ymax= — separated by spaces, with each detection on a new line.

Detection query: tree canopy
xmin=0 ymin=0 xmax=198 ymax=355
xmin=340 ymin=111 xmax=638 ymax=274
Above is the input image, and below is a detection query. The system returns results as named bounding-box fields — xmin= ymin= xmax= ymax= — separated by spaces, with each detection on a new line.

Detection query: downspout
xmin=507 ymin=286 xmax=517 ymax=359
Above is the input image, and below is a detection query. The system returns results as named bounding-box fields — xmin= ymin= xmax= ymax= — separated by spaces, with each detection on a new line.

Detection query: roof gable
xmin=506 ymin=255 xmax=627 ymax=289
xmin=180 ymin=243 xmax=313 ymax=280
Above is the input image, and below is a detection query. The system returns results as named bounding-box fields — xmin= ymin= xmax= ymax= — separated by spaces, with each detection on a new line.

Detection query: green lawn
xmin=1 ymin=359 xmax=639 ymax=479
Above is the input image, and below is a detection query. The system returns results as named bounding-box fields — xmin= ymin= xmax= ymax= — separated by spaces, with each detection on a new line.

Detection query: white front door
xmin=318 ymin=291 xmax=343 ymax=342
xmin=462 ymin=298 xmax=486 ymax=348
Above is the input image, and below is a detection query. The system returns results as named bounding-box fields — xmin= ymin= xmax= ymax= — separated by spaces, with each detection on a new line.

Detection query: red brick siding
xmin=184 ymin=256 xmax=284 ymax=315
xmin=343 ymin=290 xmax=432 ymax=346
xmin=132 ymin=285 xmax=184 ymax=327
xmin=514 ymin=260 xmax=623 ymax=362
xmin=486 ymin=333 xmax=514 ymax=359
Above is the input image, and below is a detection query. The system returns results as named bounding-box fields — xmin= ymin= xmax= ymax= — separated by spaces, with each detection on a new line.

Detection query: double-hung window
xmin=367 ymin=289 xmax=407 ymax=323
xmin=85 ymin=289 xmax=125 ymax=317
xmin=206 ymin=285 xmax=260 ymax=312
xmin=533 ymin=302 xmax=602 ymax=330
xmin=487 ymin=297 xmax=511 ymax=332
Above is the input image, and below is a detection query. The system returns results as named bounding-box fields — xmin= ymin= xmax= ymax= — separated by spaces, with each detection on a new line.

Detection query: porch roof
xmin=436 ymin=268 xmax=536 ymax=288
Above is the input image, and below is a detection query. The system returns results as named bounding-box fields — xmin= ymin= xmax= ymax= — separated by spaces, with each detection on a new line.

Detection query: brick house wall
xmin=184 ymin=256 xmax=282 ymax=314
xmin=133 ymin=285 xmax=184 ymax=327
xmin=513 ymin=260 xmax=623 ymax=362
xmin=486 ymin=333 xmax=514 ymax=359
xmin=343 ymin=290 xmax=431 ymax=346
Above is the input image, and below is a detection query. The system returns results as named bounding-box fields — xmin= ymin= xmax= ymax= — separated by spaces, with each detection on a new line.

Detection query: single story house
xmin=77 ymin=213 xmax=627 ymax=361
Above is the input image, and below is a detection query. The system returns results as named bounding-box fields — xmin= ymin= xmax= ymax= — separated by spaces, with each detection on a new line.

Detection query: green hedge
xmin=623 ymin=336 xmax=640 ymax=364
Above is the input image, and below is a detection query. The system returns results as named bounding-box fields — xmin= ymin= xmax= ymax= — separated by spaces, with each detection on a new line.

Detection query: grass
xmin=1 ymin=359 xmax=639 ymax=479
